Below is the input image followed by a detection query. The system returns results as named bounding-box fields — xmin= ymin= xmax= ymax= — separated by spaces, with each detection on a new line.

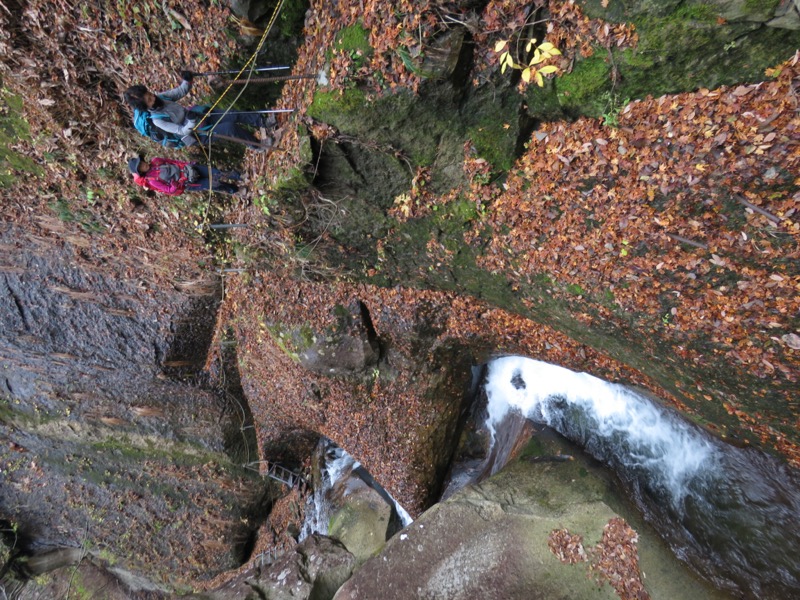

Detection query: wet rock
xmin=299 ymin=301 xmax=380 ymax=376
xmin=328 ymin=475 xmax=395 ymax=566
xmin=333 ymin=458 xmax=621 ymax=600
xmin=227 ymin=0 xmax=272 ymax=23
xmin=209 ymin=534 xmax=356 ymax=600
xmin=0 ymin=225 xmax=257 ymax=586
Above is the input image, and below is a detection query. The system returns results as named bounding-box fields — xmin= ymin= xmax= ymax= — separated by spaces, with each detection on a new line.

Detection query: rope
xmin=194 ymin=0 xmax=287 ymax=232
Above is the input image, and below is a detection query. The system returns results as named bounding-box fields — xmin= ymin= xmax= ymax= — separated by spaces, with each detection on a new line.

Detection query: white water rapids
xmin=484 ymin=356 xmax=718 ymax=507
xmin=482 ymin=356 xmax=800 ymax=599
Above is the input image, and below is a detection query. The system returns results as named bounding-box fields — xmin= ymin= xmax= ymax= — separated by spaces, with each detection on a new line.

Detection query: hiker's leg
xmin=184 ymin=165 xmax=215 ymax=192
xmin=212 ymin=121 xmax=260 ymax=145
xmin=185 ymin=177 xmax=237 ymax=194
xmin=191 ymin=164 xmax=225 ymax=182
xmin=211 ymin=181 xmax=239 ymax=194
xmin=204 ymin=109 xmax=260 ymax=128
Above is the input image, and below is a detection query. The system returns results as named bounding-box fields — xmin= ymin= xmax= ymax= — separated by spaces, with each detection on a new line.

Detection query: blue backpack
xmin=133 ymin=106 xmax=186 ymax=149
xmin=131 ymin=97 xmax=211 ymax=149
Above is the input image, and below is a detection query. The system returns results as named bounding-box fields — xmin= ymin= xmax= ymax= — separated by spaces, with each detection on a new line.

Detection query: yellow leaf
xmin=501 ymin=61 xmax=508 ymax=74
xmin=505 ymin=54 xmax=515 ymax=68
xmin=550 ymin=48 xmax=562 ymax=56
xmin=530 ymin=49 xmax=543 ymax=65
xmin=539 ymin=42 xmax=555 ymax=52
xmin=522 ymin=67 xmax=531 ymax=83
xmin=525 ymin=38 xmax=537 ymax=52
xmin=494 ymin=40 xmax=507 ymax=53
xmin=535 ymin=71 xmax=544 ymax=87
xmin=539 ymin=65 xmax=558 ymax=75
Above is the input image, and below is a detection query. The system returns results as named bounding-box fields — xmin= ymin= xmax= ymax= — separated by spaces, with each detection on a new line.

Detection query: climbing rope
xmin=194 ymin=0 xmax=287 ymax=232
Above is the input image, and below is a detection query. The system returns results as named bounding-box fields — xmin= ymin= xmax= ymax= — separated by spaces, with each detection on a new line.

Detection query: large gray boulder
xmin=333 ymin=458 xmax=621 ymax=600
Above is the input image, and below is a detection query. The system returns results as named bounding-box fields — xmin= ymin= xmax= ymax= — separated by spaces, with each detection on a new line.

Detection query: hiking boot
xmin=258 ymin=127 xmax=274 ymax=147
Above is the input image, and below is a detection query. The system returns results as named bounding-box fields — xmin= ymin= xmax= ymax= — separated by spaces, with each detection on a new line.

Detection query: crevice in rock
xmin=3 ymin=275 xmax=32 ymax=333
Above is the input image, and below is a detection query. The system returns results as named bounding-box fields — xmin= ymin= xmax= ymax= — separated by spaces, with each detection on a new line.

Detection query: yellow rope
xmin=194 ymin=0 xmax=286 ymax=232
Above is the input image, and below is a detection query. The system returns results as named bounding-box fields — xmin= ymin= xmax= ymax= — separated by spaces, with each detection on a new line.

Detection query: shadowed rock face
xmin=0 ymin=224 xmax=260 ymax=586
xmin=209 ymin=534 xmax=356 ymax=600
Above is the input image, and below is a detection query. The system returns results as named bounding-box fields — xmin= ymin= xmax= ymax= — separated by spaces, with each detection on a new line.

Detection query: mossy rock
xmin=549 ymin=2 xmax=798 ymax=119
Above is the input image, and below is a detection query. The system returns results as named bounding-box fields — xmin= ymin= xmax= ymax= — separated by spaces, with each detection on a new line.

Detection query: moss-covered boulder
xmin=560 ymin=0 xmax=800 ymax=118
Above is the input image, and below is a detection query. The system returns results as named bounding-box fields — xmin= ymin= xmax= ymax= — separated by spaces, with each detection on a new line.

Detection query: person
xmin=123 ymin=71 xmax=275 ymax=149
xmin=127 ymin=155 xmax=246 ymax=196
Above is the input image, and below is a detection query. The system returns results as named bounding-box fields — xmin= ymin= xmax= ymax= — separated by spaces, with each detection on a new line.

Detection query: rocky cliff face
xmin=2 ymin=0 xmax=798 ymax=597
xmin=0 ymin=222 xmax=265 ymax=590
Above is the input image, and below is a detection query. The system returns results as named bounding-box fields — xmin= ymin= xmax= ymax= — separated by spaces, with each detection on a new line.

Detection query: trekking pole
xmin=222 ymin=109 xmax=295 ymax=115
xmin=191 ymin=66 xmax=292 ymax=77
xmin=211 ymin=74 xmax=317 ymax=86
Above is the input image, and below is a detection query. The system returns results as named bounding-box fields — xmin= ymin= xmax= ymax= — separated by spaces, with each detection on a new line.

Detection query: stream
xmin=301 ymin=356 xmax=799 ymax=599
xmin=481 ymin=356 xmax=800 ymax=599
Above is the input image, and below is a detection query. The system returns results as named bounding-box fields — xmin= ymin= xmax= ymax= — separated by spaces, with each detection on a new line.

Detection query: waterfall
xmin=483 ymin=356 xmax=800 ymax=599
xmin=300 ymin=439 xmax=412 ymax=541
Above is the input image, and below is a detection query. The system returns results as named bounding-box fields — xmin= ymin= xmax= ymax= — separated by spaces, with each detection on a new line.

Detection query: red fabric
xmin=132 ymin=157 xmax=191 ymax=196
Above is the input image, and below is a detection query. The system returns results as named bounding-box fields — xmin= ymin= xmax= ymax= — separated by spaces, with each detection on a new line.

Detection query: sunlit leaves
xmin=493 ymin=38 xmax=561 ymax=87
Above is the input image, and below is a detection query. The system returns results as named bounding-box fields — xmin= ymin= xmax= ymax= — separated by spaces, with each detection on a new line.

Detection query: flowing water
xmin=300 ymin=438 xmax=413 ymax=540
xmin=483 ymin=356 xmax=800 ymax=600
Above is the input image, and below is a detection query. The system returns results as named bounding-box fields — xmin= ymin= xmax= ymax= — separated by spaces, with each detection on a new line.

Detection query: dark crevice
xmin=4 ymin=276 xmax=32 ymax=332
xmin=332 ymin=141 xmax=368 ymax=186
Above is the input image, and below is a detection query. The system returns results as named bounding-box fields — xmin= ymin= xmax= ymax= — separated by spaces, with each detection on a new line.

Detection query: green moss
xmin=308 ymin=88 xmax=368 ymax=120
xmin=279 ymin=0 xmax=310 ymax=37
xmin=463 ymin=89 xmax=524 ymax=173
xmin=334 ymin=22 xmax=373 ymax=58
xmin=467 ymin=121 xmax=517 ymax=172
xmin=524 ymin=82 xmax=566 ymax=121
xmin=265 ymin=323 xmax=312 ymax=361
xmin=744 ymin=0 xmax=780 ymax=17
xmin=0 ymin=88 xmax=44 ymax=188
xmin=614 ymin=9 xmax=799 ymax=100
xmin=556 ymin=55 xmax=612 ymax=117
xmin=673 ymin=2 xmax=718 ymax=22
xmin=520 ymin=436 xmax=545 ymax=458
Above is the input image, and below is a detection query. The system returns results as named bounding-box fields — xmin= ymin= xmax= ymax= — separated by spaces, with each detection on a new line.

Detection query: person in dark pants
xmin=128 ymin=155 xmax=245 ymax=196
xmin=123 ymin=71 xmax=274 ymax=150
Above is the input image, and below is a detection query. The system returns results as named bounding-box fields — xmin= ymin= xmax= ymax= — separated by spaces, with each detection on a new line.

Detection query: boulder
xmin=334 ymin=458 xmax=621 ymax=600
xmin=210 ymin=534 xmax=356 ymax=600
xmin=328 ymin=475 xmax=396 ymax=567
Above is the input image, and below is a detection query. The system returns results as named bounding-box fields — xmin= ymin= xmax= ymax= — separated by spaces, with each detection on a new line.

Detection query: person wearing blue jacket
xmin=123 ymin=71 xmax=274 ymax=149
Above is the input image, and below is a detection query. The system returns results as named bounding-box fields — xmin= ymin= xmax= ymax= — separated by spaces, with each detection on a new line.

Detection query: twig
xmin=734 ymin=194 xmax=781 ymax=224
xmin=665 ymin=233 xmax=708 ymax=249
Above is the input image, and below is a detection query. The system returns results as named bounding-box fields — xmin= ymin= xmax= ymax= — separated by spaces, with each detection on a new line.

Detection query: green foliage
xmin=567 ymin=283 xmax=585 ymax=296
xmin=600 ymin=92 xmax=630 ymax=128
xmin=0 ymin=88 xmax=44 ymax=188
xmin=48 ymin=197 xmax=104 ymax=233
